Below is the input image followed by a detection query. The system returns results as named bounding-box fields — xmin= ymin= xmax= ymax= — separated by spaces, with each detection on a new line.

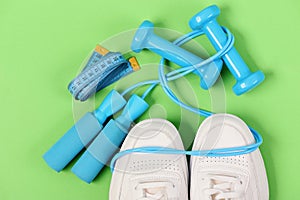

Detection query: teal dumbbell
xmin=131 ymin=20 xmax=223 ymax=90
xmin=189 ymin=5 xmax=265 ymax=95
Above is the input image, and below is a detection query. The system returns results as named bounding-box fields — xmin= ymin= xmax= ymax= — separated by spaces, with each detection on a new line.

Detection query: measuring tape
xmin=68 ymin=45 xmax=140 ymax=101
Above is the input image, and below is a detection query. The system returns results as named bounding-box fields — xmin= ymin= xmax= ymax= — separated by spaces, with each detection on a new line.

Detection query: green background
xmin=1 ymin=0 xmax=299 ymax=199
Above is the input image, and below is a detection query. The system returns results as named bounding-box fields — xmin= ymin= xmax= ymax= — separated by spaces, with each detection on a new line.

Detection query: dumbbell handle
xmin=201 ymin=20 xmax=250 ymax=80
xmin=140 ymin=31 xmax=205 ymax=67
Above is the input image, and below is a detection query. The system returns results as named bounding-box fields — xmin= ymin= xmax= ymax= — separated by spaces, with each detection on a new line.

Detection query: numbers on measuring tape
xmin=68 ymin=52 xmax=128 ymax=100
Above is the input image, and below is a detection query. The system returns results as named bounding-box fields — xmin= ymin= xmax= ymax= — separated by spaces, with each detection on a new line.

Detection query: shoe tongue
xmin=145 ymin=188 xmax=165 ymax=199
xmin=146 ymin=187 xmax=164 ymax=194
xmin=137 ymin=181 xmax=172 ymax=199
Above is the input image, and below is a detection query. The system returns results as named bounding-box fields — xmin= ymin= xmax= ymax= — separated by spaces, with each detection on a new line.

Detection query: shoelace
xmin=136 ymin=181 xmax=174 ymax=200
xmin=203 ymin=175 xmax=243 ymax=200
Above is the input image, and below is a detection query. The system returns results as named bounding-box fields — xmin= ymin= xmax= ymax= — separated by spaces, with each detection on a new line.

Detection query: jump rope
xmin=109 ymin=27 xmax=263 ymax=172
xmin=42 ymin=5 xmax=265 ymax=184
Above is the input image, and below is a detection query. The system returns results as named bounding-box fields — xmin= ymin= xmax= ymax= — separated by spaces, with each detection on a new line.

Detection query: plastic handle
xmin=71 ymin=95 xmax=149 ymax=183
xmin=43 ymin=90 xmax=126 ymax=172
xmin=93 ymin=89 xmax=127 ymax=123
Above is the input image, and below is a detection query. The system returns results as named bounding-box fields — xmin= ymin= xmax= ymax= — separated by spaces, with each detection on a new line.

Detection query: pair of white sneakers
xmin=109 ymin=114 xmax=269 ymax=200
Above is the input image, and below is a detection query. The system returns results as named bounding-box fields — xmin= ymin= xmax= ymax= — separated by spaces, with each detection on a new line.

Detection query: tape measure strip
xmin=68 ymin=52 xmax=126 ymax=96
xmin=83 ymin=45 xmax=110 ymax=71
xmin=76 ymin=62 xmax=131 ymax=101
xmin=68 ymin=45 xmax=140 ymax=101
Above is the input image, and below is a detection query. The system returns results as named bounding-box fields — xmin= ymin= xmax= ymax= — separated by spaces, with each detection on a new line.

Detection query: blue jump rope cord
xmin=111 ymin=27 xmax=262 ymax=172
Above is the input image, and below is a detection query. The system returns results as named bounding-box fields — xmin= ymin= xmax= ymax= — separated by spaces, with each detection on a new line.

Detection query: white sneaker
xmin=190 ymin=114 xmax=269 ymax=200
xmin=109 ymin=119 xmax=189 ymax=200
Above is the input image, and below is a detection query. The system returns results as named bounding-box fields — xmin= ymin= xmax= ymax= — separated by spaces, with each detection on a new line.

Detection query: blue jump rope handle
xmin=71 ymin=94 xmax=149 ymax=183
xmin=43 ymin=113 xmax=103 ymax=172
xmin=43 ymin=90 xmax=126 ymax=172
